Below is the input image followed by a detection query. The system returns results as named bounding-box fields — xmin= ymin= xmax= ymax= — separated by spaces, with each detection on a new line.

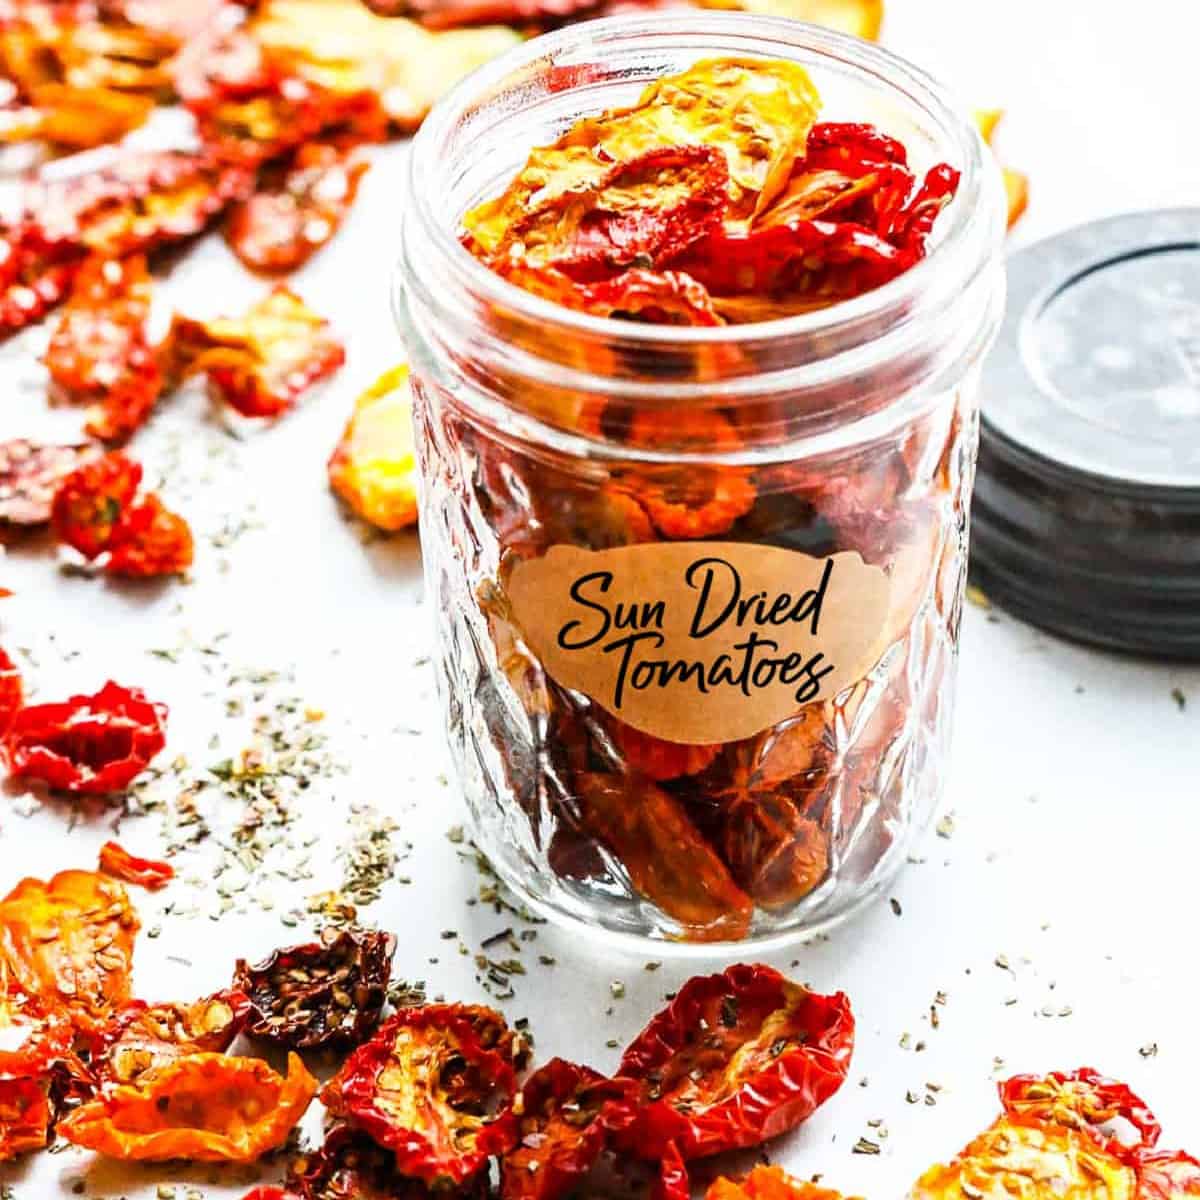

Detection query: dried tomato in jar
xmin=397 ymin=19 xmax=1006 ymax=945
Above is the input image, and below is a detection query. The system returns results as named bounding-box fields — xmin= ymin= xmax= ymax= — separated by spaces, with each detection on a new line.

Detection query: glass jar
xmin=395 ymin=13 xmax=1006 ymax=949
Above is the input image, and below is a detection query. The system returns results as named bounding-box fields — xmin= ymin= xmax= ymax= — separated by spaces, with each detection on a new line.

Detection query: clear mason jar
xmin=395 ymin=13 xmax=1006 ymax=950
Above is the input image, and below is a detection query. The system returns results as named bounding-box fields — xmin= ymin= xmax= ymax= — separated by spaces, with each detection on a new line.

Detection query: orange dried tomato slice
xmin=226 ymin=142 xmax=369 ymax=274
xmin=0 ymin=440 xmax=99 ymax=526
xmin=97 ymin=841 xmax=175 ymax=891
xmin=328 ymin=364 xmax=419 ymax=532
xmin=169 ymin=286 xmax=345 ymax=418
xmin=911 ymin=1117 xmax=1138 ymax=1200
xmin=574 ymin=772 xmax=753 ymax=941
xmin=1138 ymin=1151 xmax=1200 ymax=1200
xmin=59 ymin=1051 xmax=318 ymax=1161
xmin=43 ymin=255 xmax=165 ymax=445
xmin=0 ymin=84 xmax=153 ymax=150
xmin=105 ymin=493 xmax=194 ymax=578
xmin=0 ymin=869 xmax=140 ymax=1033
xmin=707 ymin=1165 xmax=859 ymax=1200
xmin=50 ymin=450 xmax=143 ymax=559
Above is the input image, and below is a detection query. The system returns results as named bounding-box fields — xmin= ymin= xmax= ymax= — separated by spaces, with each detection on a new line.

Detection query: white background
xmin=2 ymin=1 xmax=1199 ymax=1197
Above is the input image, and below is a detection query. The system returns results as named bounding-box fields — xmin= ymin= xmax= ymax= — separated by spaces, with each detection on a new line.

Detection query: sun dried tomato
xmin=321 ymin=1004 xmax=520 ymax=1185
xmin=0 ymin=440 xmax=99 ymax=526
xmin=43 ymin=255 xmax=164 ymax=445
xmin=404 ymin=0 xmax=602 ymax=30
xmin=59 ymin=1050 xmax=318 ymax=1161
xmin=168 ymin=286 xmax=345 ymax=417
xmin=234 ymin=926 xmax=396 ymax=1050
xmin=706 ymin=1165 xmax=855 ymax=1200
xmin=0 ymin=649 xmax=23 ymax=736
xmin=888 ymin=163 xmax=960 ymax=255
xmin=4 ymin=680 xmax=166 ymax=796
xmin=87 ymin=991 xmax=251 ymax=1087
xmin=0 ymin=224 xmax=81 ymax=339
xmin=615 ymin=964 xmax=854 ymax=1160
xmin=227 ymin=142 xmax=369 ymax=274
xmin=501 ymin=1058 xmax=638 ymax=1200
xmin=0 ymin=984 xmax=86 ymax=1161
xmin=105 ymin=493 xmax=194 ymax=578
xmin=0 ymin=869 xmax=139 ymax=1033
xmin=572 ymin=268 xmax=724 ymax=326
xmin=49 ymin=450 xmax=142 ymax=559
xmin=999 ymin=1069 xmax=1162 ymax=1161
xmin=574 ymin=773 xmax=753 ymax=942
xmin=611 ymin=723 xmax=721 ymax=782
xmin=328 ymin=365 xmax=419 ymax=533
xmin=1138 ymin=1151 xmax=1200 ymax=1200
xmin=910 ymin=1116 xmax=1137 ymax=1200
xmin=97 ymin=841 xmax=175 ymax=891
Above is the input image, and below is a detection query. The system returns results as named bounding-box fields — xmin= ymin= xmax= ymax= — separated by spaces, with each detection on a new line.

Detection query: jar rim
xmin=401 ymin=12 xmax=1001 ymax=354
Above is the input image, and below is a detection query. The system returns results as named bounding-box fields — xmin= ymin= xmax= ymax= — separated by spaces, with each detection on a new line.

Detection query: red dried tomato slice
xmin=0 ymin=440 xmax=99 ymax=526
xmin=50 ymin=451 xmax=143 ymax=560
xmin=234 ymin=926 xmax=396 ymax=1049
xmin=0 ymin=225 xmax=84 ymax=340
xmin=226 ymin=142 xmax=369 ymax=274
xmin=806 ymin=122 xmax=910 ymax=168
xmin=3 ymin=679 xmax=167 ymax=795
xmin=999 ymin=1069 xmax=1162 ymax=1161
xmin=574 ymin=773 xmax=753 ymax=942
xmin=98 ymin=841 xmax=175 ymax=891
xmin=321 ymin=1004 xmax=520 ymax=1185
xmin=501 ymin=1058 xmax=638 ymax=1200
xmin=615 ymin=964 xmax=854 ymax=1160
xmin=574 ymin=268 xmax=723 ymax=326
xmin=87 ymin=990 xmax=252 ymax=1087
xmin=887 ymin=163 xmax=960 ymax=255
xmin=655 ymin=1141 xmax=690 ymax=1200
xmin=0 ymin=648 xmax=24 ymax=735
xmin=105 ymin=493 xmax=194 ymax=578
xmin=168 ymin=286 xmax=346 ymax=417
xmin=43 ymin=255 xmax=164 ymax=444
xmin=1138 ymin=1151 xmax=1200 ymax=1200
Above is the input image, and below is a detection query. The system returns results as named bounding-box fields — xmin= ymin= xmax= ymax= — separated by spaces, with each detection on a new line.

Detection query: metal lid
xmin=971 ymin=209 xmax=1200 ymax=660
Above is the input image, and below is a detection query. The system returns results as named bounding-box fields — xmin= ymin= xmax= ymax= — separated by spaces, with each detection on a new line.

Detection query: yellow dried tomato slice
xmin=58 ymin=1051 xmax=317 ymax=1162
xmin=328 ymin=364 xmax=419 ymax=532
xmin=0 ymin=870 xmax=139 ymax=1034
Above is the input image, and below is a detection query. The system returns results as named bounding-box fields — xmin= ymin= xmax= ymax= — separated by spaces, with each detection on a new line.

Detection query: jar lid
xmin=971 ymin=208 xmax=1200 ymax=659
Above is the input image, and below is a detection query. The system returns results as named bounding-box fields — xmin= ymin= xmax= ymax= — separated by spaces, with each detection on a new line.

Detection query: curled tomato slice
xmin=87 ymin=991 xmax=252 ymax=1088
xmin=97 ymin=841 xmax=174 ymax=891
xmin=616 ymin=963 xmax=854 ymax=1159
xmin=910 ymin=1116 xmax=1138 ymax=1200
xmin=328 ymin=364 xmax=419 ymax=532
xmin=169 ymin=286 xmax=345 ymax=418
xmin=0 ymin=440 xmax=99 ymax=527
xmin=501 ymin=1058 xmax=638 ymax=1200
xmin=321 ymin=1004 xmax=520 ymax=1185
xmin=707 ymin=1165 xmax=858 ymax=1200
xmin=998 ymin=1069 xmax=1162 ymax=1160
xmin=43 ymin=255 xmax=164 ymax=445
xmin=0 ymin=869 xmax=139 ymax=1033
xmin=59 ymin=1051 xmax=318 ymax=1162
xmin=226 ymin=142 xmax=369 ymax=274
xmin=234 ymin=926 xmax=396 ymax=1049
xmin=3 ymin=680 xmax=167 ymax=796
xmin=574 ymin=773 xmax=753 ymax=942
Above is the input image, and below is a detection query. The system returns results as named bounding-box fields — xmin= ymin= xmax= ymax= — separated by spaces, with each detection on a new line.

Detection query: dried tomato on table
xmin=0 ymin=869 xmax=139 ymax=1034
xmin=615 ymin=963 xmax=853 ymax=1160
xmin=0 ymin=84 xmax=153 ymax=151
xmin=0 ymin=649 xmax=23 ymax=735
xmin=227 ymin=142 xmax=369 ymax=273
xmin=321 ymin=1004 xmax=521 ymax=1184
xmin=0 ymin=440 xmax=99 ymax=527
xmin=500 ymin=1058 xmax=638 ymax=1200
xmin=105 ymin=493 xmax=195 ymax=577
xmin=59 ymin=1050 xmax=318 ymax=1161
xmin=707 ymin=1165 xmax=858 ymax=1200
xmin=97 ymin=841 xmax=175 ymax=890
xmin=1137 ymin=1151 xmax=1200 ymax=1200
xmin=328 ymin=365 xmax=419 ymax=532
xmin=234 ymin=926 xmax=396 ymax=1049
xmin=43 ymin=255 xmax=165 ymax=444
xmin=3 ymin=680 xmax=167 ymax=795
xmin=0 ymin=984 xmax=87 ymax=1161
xmin=168 ymin=286 xmax=345 ymax=418
xmin=86 ymin=991 xmax=252 ymax=1088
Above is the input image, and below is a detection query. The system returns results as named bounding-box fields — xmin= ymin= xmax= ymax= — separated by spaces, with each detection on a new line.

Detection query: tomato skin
xmin=1137 ymin=1150 xmax=1200 ymax=1200
xmin=615 ymin=963 xmax=854 ymax=1160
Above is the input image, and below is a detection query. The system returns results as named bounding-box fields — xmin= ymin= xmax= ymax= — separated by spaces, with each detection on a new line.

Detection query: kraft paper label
xmin=507 ymin=542 xmax=891 ymax=745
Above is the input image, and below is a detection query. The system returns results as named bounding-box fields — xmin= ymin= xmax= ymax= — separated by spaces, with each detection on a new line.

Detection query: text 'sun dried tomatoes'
xmin=98 ymin=841 xmax=175 ymax=891
xmin=59 ymin=1051 xmax=318 ymax=1162
xmin=501 ymin=1058 xmax=638 ymax=1200
xmin=321 ymin=1004 xmax=521 ymax=1185
xmin=3 ymin=680 xmax=167 ymax=795
xmin=87 ymin=992 xmax=252 ymax=1088
xmin=0 ymin=440 xmax=99 ymax=527
xmin=234 ymin=926 xmax=396 ymax=1049
xmin=0 ymin=869 xmax=140 ymax=1034
xmin=615 ymin=963 xmax=853 ymax=1160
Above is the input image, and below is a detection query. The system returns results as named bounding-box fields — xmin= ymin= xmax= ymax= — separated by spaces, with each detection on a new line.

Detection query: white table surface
xmin=2 ymin=1 xmax=1199 ymax=1197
